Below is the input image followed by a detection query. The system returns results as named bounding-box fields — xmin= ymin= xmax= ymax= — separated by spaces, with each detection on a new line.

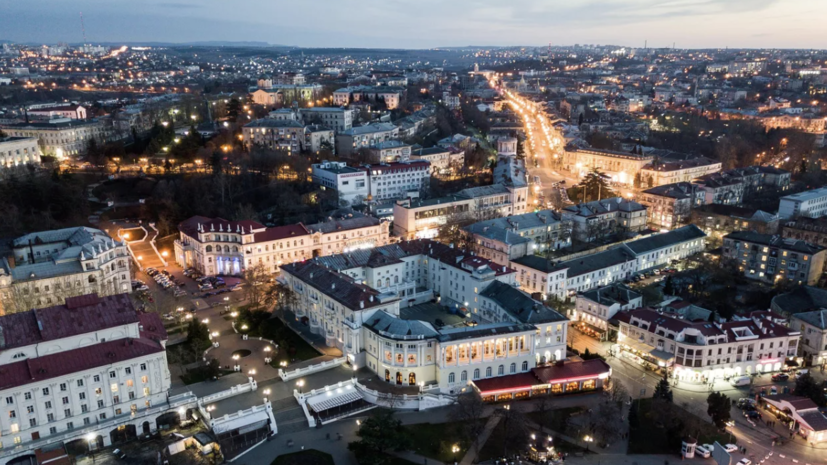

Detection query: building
xmin=0 ymin=119 xmax=114 ymax=159
xmin=771 ymin=286 xmax=827 ymax=318
xmin=513 ymin=225 xmax=706 ymax=300
xmin=496 ymin=137 xmax=518 ymax=156
xmin=0 ymin=137 xmax=40 ymax=168
xmin=0 ymin=227 xmax=131 ymax=315
xmin=562 ymin=147 xmax=652 ymax=186
xmin=280 ymin=240 xmax=569 ymax=392
xmin=336 ymin=123 xmax=399 ymax=157
xmin=779 ymin=187 xmax=827 ymax=220
xmin=761 ymin=395 xmax=827 ymax=445
xmin=250 ymin=84 xmax=323 ymax=106
xmin=0 ymin=293 xmax=180 ymax=463
xmin=573 ymin=284 xmax=642 ymax=341
xmin=242 ymin=119 xmax=305 ymax=153
xmin=470 ymin=358 xmax=612 ymax=402
xmin=639 ymin=157 xmax=721 ymax=188
xmin=361 ymin=160 xmax=431 ymax=202
xmin=692 ymin=205 xmax=780 ymax=237
xmin=311 ymin=161 xmax=369 ymax=206
xmin=616 ymin=309 xmax=800 ymax=382
xmin=639 ymin=182 xmax=704 ymax=230
xmin=720 ymin=165 xmax=792 ymax=195
xmin=304 ymin=124 xmax=335 ymax=154
xmin=299 ymin=107 xmax=353 ymax=133
xmin=174 ymin=216 xmax=390 ymax=276
xmin=781 ymin=217 xmax=827 ymax=248
xmin=722 ymin=231 xmax=827 ymax=285
xmin=789 ymin=310 xmax=827 ymax=368
xmin=368 ymin=140 xmax=412 ymax=163
xmin=562 ymin=197 xmax=647 ymax=242
xmin=27 ymin=104 xmax=87 ymax=121
xmin=463 ymin=210 xmax=571 ymax=266
xmin=333 ymin=86 xmax=404 ymax=110
xmin=693 ymin=173 xmax=746 ymax=206
xmin=411 ymin=146 xmax=464 ymax=175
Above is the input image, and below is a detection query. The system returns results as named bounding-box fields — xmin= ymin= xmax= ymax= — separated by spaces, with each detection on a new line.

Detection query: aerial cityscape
xmin=0 ymin=4 xmax=827 ymax=465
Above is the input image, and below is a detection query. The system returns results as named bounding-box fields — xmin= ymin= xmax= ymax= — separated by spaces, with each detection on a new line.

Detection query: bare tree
xmin=243 ymin=263 xmax=273 ymax=309
xmin=450 ymin=391 xmax=488 ymax=454
xmin=587 ymin=401 xmax=624 ymax=448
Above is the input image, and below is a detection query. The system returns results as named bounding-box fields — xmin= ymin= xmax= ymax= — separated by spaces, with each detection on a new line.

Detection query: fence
xmin=278 ymin=356 xmax=347 ymax=381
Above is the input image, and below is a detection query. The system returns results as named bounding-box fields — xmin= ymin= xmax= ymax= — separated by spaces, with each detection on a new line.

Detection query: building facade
xmin=0 ymin=137 xmax=40 ymax=168
xmin=463 ymin=210 xmax=571 ymax=266
xmin=722 ymin=231 xmax=827 ymax=285
xmin=790 ymin=310 xmax=827 ymax=368
xmin=1 ymin=120 xmax=114 ymax=159
xmin=0 ymin=227 xmax=131 ymax=315
xmin=562 ymin=197 xmax=648 ymax=242
xmin=779 ymin=187 xmax=827 ymax=220
xmin=639 ymin=183 xmax=704 ymax=230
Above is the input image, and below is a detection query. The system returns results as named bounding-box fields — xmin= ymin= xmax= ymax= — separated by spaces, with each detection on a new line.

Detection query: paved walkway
xmin=459 ymin=415 xmax=501 ymax=465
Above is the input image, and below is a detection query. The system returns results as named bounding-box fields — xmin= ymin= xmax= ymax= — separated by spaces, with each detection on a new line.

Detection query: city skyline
xmin=1 ymin=0 xmax=826 ymax=49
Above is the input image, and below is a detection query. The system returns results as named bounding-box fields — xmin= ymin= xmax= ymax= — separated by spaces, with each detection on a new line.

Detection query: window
xmin=97 ymin=400 xmax=104 ymax=408
xmin=448 ymin=372 xmax=455 ymax=383
xmin=67 ymin=422 xmax=74 ymax=430
xmin=65 ymin=408 xmax=72 ymax=417
xmin=83 ymin=417 xmax=90 ymax=425
xmin=62 ymin=397 xmax=69 ymax=405
xmin=141 ymin=376 xmax=148 ymax=384
xmin=77 ymin=379 xmax=84 ymax=387
xmin=44 ymin=401 xmax=51 ymax=409
xmin=473 ymin=368 xmax=480 ymax=380
xmin=59 ymin=383 xmax=67 ymax=391
xmin=9 ymin=410 xmax=16 ymax=419
xmin=109 ymin=371 xmax=117 ymax=379
xmin=498 ymin=365 xmax=504 ymax=375
xmin=125 ymin=367 xmax=132 ymax=375
xmin=42 ymin=388 xmax=50 ymax=396
xmin=49 ymin=426 xmax=57 ymax=434
xmin=486 ymin=367 xmax=492 ymax=377
xmin=94 ymin=388 xmax=102 ymax=395
xmin=110 ymin=383 xmax=118 ymax=393
xmin=47 ymin=413 xmax=54 ymax=422
xmin=26 ymin=406 xmax=34 ymax=414
xmin=79 ymin=392 xmax=86 ymax=400
xmin=29 ymin=418 xmax=36 ymax=427
xmin=99 ymin=413 xmax=106 ymax=420
xmin=5 ymin=397 xmax=13 ymax=405
xmin=510 ymin=363 xmax=516 ymax=374
xmin=93 ymin=375 xmax=100 ymax=382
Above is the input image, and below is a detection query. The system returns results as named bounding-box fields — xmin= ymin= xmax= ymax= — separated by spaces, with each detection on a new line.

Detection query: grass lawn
xmin=628 ymin=398 xmax=732 ymax=454
xmin=237 ymin=309 xmax=321 ymax=363
xmin=525 ymin=406 xmax=585 ymax=433
xmin=271 ymin=449 xmax=334 ymax=465
xmin=401 ymin=421 xmax=475 ymax=463
xmin=477 ymin=420 xmax=523 ymax=462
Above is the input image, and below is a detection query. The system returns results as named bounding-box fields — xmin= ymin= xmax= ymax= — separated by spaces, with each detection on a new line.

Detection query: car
xmin=738 ymin=459 xmax=752 ymax=465
xmin=702 ymin=444 xmax=714 ymax=452
xmin=771 ymin=373 xmax=789 ymax=381
xmin=695 ymin=445 xmax=711 ymax=458
xmin=745 ymin=410 xmax=760 ymax=419
xmin=214 ymin=281 xmax=226 ymax=288
xmin=230 ymin=284 xmax=244 ymax=292
xmin=724 ymin=444 xmax=738 ymax=453
xmin=795 ymin=369 xmax=810 ymax=379
xmin=199 ymin=284 xmax=213 ymax=291
xmin=112 ymin=449 xmax=126 ymax=459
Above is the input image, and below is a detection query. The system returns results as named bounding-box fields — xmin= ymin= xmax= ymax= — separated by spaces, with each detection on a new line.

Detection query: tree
xmin=794 ymin=372 xmax=826 ymax=407
xmin=451 ymin=391 xmax=488 ymax=454
xmin=607 ymin=381 xmax=629 ymax=404
xmin=578 ymin=168 xmax=615 ymax=202
xmin=633 ymin=172 xmax=642 ymax=189
xmin=348 ymin=410 xmax=412 ymax=465
xmin=652 ymin=374 xmax=673 ymax=402
xmin=663 ymin=275 xmax=675 ymax=296
xmin=243 ymin=263 xmax=273 ymax=309
xmin=587 ymin=401 xmax=624 ymax=447
xmin=706 ymin=391 xmax=731 ymax=428
xmin=628 ymin=400 xmax=640 ymax=428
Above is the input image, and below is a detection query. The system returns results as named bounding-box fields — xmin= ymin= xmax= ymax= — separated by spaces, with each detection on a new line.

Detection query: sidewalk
xmin=459 ymin=415 xmax=501 ymax=465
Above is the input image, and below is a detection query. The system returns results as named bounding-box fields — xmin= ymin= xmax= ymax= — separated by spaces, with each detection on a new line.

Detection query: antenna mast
xmin=80 ymin=12 xmax=87 ymax=45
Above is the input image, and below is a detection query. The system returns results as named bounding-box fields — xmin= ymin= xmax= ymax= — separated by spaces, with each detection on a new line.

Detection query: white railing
xmin=148 ymin=224 xmax=168 ymax=267
xmin=198 ymin=377 xmax=257 ymax=407
xmin=279 ymin=356 xmax=347 ymax=381
xmin=354 ymin=380 xmax=455 ymax=410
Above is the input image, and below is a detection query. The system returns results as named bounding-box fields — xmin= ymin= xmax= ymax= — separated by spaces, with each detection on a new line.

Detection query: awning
xmin=649 ymin=348 xmax=675 ymax=362
xmin=578 ymin=322 xmax=607 ymax=334
xmin=621 ymin=339 xmax=655 ymax=354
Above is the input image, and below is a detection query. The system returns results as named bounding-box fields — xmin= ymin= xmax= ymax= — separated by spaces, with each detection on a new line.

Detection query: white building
xmin=616 ymin=309 xmax=800 ymax=382
xmin=242 ymin=119 xmax=305 ymax=154
xmin=174 ymin=215 xmax=390 ymax=276
xmin=779 ymin=187 xmax=827 ymax=220
xmin=368 ymin=141 xmax=412 ymax=163
xmin=512 ymin=225 xmax=707 ymax=300
xmin=280 ymin=239 xmax=568 ymax=392
xmin=311 ymin=161 xmax=369 ymax=206
xmin=411 ymin=147 xmax=464 ymax=175
xmin=573 ymin=283 xmax=642 ymax=340
xmin=362 ymin=160 xmax=430 ymax=202
xmin=790 ymin=310 xmax=827 ymax=368
xmin=0 ymin=293 xmax=180 ymax=463
xmin=27 ymin=104 xmax=87 ymax=121
xmin=336 ymin=123 xmax=399 ymax=157
xmin=0 ymin=119 xmax=114 ymax=159
xmin=562 ymin=197 xmax=648 ymax=242
xmin=299 ymin=107 xmax=354 ymax=133
xmin=0 ymin=227 xmax=131 ymax=315
xmin=463 ymin=209 xmax=572 ymax=266
xmin=0 ymin=137 xmax=40 ymax=168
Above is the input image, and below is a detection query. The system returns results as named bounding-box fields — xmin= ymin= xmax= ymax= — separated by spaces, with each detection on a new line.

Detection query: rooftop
xmin=724 ymin=231 xmax=824 ymax=255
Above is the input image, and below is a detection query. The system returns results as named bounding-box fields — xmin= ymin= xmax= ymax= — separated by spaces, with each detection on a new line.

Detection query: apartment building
xmin=722 ymin=231 xmax=827 ymax=285
xmin=27 ymin=104 xmax=87 ymax=121
xmin=368 ymin=140 xmax=412 ymax=163
xmin=781 ymin=216 xmax=827 ymax=247
xmin=336 ymin=123 xmax=399 ymax=157
xmin=639 ymin=182 xmax=704 ymax=230
xmin=0 ymin=294 xmax=178 ymax=463
xmin=311 ymin=161 xmax=369 ymax=206
xmin=692 ymin=205 xmax=779 ymax=237
xmin=411 ymin=146 xmax=464 ymax=174
xmin=693 ymin=173 xmax=746 ymax=206
xmin=0 ymin=119 xmax=114 ymax=159
xmin=332 ymin=86 xmax=404 ymax=110
xmin=305 ymin=124 xmax=335 ymax=154
xmin=639 ymin=157 xmax=722 ymax=188
xmin=616 ymin=308 xmax=800 ymax=382
xmin=512 ymin=225 xmax=706 ymax=299
xmin=562 ymin=197 xmax=647 ymax=242
xmin=0 ymin=227 xmax=131 ymax=315
xmin=298 ymin=107 xmax=353 ymax=133
xmin=250 ymin=84 xmax=323 ymax=106
xmin=779 ymin=187 xmax=827 ymax=220
xmin=0 ymin=137 xmax=40 ymax=168
xmin=573 ymin=283 xmax=642 ymax=341
xmin=463 ymin=209 xmax=571 ymax=266
xmin=174 ymin=215 xmax=390 ymax=276
xmin=242 ymin=119 xmax=305 ymax=153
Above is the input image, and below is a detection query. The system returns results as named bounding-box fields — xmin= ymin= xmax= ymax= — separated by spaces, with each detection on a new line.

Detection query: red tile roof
xmin=532 ymin=359 xmax=611 ymax=384
xmin=178 ymin=216 xmax=266 ymax=238
xmin=0 ymin=294 xmax=139 ymax=351
xmin=138 ymin=312 xmax=168 ymax=342
xmin=253 ymin=223 xmax=312 ymax=242
xmin=0 ymin=338 xmax=165 ymax=390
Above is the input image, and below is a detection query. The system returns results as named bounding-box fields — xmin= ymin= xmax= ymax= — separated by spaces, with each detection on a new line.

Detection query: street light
xmin=297 ymin=380 xmax=305 ymax=393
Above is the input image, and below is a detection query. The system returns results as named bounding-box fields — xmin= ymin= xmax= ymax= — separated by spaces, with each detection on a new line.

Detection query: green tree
xmin=663 ymin=275 xmax=674 ymax=295
xmin=794 ymin=372 xmax=826 ymax=407
xmin=347 ymin=410 xmax=412 ymax=465
xmin=633 ymin=171 xmax=642 ymax=189
xmin=578 ymin=168 xmax=615 ymax=202
xmin=628 ymin=400 xmax=640 ymax=428
xmin=706 ymin=391 xmax=732 ymax=428
xmin=652 ymin=374 xmax=673 ymax=402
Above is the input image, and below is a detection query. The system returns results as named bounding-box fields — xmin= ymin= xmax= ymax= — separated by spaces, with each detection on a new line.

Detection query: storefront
xmin=575 ymin=321 xmax=608 ymax=341
xmin=763 ymin=395 xmax=827 ymax=445
xmin=614 ymin=340 xmax=671 ymax=374
xmin=472 ymin=359 xmax=612 ymax=402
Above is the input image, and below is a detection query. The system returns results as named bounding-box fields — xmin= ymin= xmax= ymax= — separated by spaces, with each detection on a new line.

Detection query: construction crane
xmin=79 ymin=12 xmax=87 ymax=45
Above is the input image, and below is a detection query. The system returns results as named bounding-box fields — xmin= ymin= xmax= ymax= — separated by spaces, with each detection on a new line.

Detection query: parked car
xmin=738 ymin=459 xmax=752 ymax=465
xmin=695 ymin=445 xmax=711 ymax=458
xmin=795 ymin=369 xmax=810 ymax=379
xmin=702 ymin=444 xmax=714 ymax=452
xmin=745 ymin=410 xmax=761 ymax=419
xmin=724 ymin=444 xmax=738 ymax=453
xmin=199 ymin=284 xmax=213 ymax=291
xmin=771 ymin=373 xmax=789 ymax=382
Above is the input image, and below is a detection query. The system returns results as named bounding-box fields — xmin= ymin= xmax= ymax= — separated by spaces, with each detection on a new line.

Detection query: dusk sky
xmin=1 ymin=0 xmax=825 ymax=49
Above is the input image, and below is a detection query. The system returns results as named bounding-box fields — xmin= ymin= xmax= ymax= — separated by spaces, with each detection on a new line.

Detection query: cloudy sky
xmin=0 ymin=0 xmax=824 ymax=49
